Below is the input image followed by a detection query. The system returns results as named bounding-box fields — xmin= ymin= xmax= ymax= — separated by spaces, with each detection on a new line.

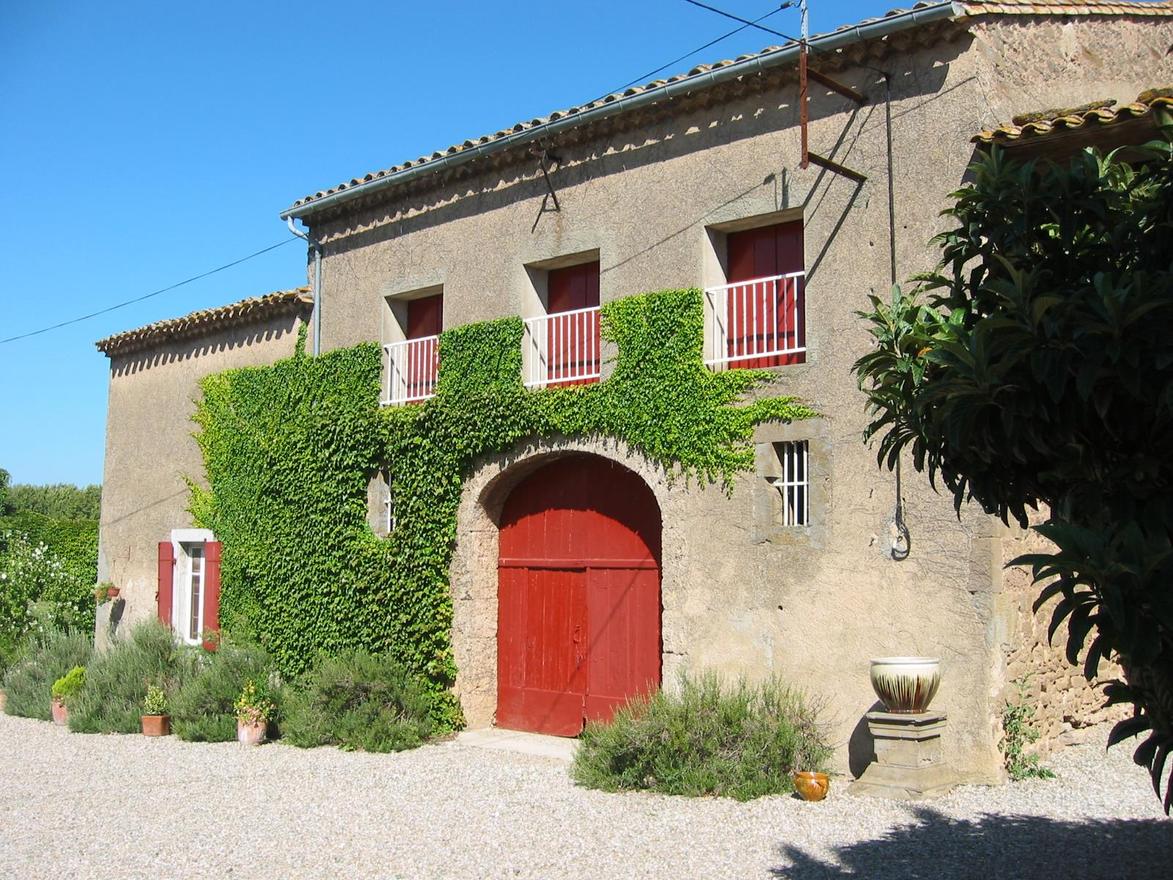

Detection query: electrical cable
xmin=682 ymin=0 xmax=890 ymax=75
xmin=0 ymin=237 xmax=300 ymax=346
xmin=600 ymin=3 xmax=794 ymax=99
xmin=683 ymin=0 xmax=801 ymax=43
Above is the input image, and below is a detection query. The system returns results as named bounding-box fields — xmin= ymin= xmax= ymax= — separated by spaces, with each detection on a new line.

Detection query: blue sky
xmin=1 ymin=0 xmax=896 ymax=486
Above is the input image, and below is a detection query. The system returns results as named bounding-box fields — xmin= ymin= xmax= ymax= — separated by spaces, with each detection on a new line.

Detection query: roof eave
xmin=279 ymin=1 xmax=963 ymax=222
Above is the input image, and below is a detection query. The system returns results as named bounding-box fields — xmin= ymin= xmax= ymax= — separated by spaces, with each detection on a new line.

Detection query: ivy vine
xmin=192 ymin=288 xmax=815 ymax=728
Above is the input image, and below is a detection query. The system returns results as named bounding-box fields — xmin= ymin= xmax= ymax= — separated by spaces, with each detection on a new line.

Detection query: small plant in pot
xmin=234 ymin=678 xmax=275 ymax=746
xmin=50 ymin=666 xmax=86 ymax=727
xmin=141 ymin=685 xmax=171 ymax=737
xmin=93 ymin=581 xmax=120 ymax=603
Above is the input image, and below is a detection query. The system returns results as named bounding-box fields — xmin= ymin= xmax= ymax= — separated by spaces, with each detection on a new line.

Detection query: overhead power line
xmin=0 ymin=237 xmax=300 ymax=346
xmin=601 ymin=2 xmax=794 ymax=99
xmin=682 ymin=0 xmax=802 ymax=44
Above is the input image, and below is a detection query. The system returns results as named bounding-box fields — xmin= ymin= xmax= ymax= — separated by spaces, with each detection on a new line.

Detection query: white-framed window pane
xmin=187 ymin=545 xmax=204 ymax=642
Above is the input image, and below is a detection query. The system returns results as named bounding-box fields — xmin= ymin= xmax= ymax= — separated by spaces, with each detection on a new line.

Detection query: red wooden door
xmin=498 ymin=455 xmax=661 ymax=735
xmin=405 ymin=294 xmax=442 ymax=400
xmin=726 ymin=222 xmax=805 ymax=367
xmin=545 ymin=262 xmax=600 ymax=385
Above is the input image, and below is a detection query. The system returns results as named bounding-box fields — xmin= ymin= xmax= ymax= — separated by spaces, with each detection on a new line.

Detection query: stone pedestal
xmin=849 ymin=710 xmax=956 ymax=800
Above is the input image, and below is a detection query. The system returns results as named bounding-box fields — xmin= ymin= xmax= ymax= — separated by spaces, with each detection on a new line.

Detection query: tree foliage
xmin=854 ymin=129 xmax=1173 ymax=808
xmin=192 ymin=288 xmax=814 ymax=729
xmin=4 ymin=483 xmax=101 ymax=521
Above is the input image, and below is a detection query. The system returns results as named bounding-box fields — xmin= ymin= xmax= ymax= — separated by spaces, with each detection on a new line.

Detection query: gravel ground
xmin=1 ymin=713 xmax=1169 ymax=880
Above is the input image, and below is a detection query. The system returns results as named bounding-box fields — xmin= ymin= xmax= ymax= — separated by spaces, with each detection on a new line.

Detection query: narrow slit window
xmin=774 ymin=441 xmax=810 ymax=526
xmin=384 ymin=477 xmax=396 ymax=535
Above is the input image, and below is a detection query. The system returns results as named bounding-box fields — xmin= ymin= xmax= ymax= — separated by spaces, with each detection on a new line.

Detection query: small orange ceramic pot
xmin=793 ymin=771 xmax=830 ymax=802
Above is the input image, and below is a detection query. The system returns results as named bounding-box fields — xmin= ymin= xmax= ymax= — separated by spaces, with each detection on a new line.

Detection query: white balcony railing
xmin=382 ymin=335 xmax=439 ymax=405
xmin=523 ymin=306 xmax=601 ymax=388
xmin=704 ymin=271 xmax=806 ymax=369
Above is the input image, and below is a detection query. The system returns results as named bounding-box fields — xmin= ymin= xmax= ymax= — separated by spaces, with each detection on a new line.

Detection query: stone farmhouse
xmin=96 ymin=1 xmax=1173 ymax=781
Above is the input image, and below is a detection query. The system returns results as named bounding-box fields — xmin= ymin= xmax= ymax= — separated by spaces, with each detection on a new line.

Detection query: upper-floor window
xmin=524 ymin=261 xmax=601 ymax=388
xmin=384 ymin=291 xmax=442 ymax=405
xmin=705 ymin=221 xmax=806 ymax=370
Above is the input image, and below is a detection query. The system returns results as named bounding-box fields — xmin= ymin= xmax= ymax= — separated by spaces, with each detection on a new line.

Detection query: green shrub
xmin=143 ymin=685 xmax=168 ymax=716
xmin=50 ymin=665 xmax=86 ymax=701
xmin=68 ymin=620 xmax=186 ymax=734
xmin=282 ymin=649 xmax=434 ymax=752
xmin=0 ymin=526 xmax=95 ymax=658
xmin=1 ymin=628 xmax=92 ymax=719
xmin=170 ymin=641 xmax=276 ymax=742
xmin=572 ymin=673 xmax=831 ymax=801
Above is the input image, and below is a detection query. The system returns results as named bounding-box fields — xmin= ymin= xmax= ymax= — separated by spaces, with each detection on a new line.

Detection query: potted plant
xmin=141 ymin=685 xmax=170 ymax=736
xmin=234 ymin=678 xmax=275 ymax=746
xmin=94 ymin=581 xmax=120 ymax=603
xmin=50 ymin=665 xmax=86 ymax=726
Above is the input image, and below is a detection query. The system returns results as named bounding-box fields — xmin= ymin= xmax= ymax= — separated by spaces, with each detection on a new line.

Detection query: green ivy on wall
xmin=192 ymin=288 xmax=815 ymax=728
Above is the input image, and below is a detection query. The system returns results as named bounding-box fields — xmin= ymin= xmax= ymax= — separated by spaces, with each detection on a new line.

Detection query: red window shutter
xmin=157 ymin=541 xmax=175 ymax=628
xmin=406 ymin=294 xmax=443 ymax=339
xmin=403 ymin=295 xmax=443 ymax=401
xmin=545 ymin=262 xmax=601 ymax=386
xmin=202 ymin=541 xmax=222 ymax=651
xmin=726 ymin=222 xmax=806 ymax=367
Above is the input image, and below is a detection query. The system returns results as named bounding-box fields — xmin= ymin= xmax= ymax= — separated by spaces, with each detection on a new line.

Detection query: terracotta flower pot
xmin=51 ymin=697 xmax=69 ymax=727
xmin=870 ymin=656 xmax=941 ymax=713
xmin=141 ymin=714 xmax=171 ymax=737
xmin=237 ymin=719 xmax=267 ymax=746
xmin=106 ymin=587 xmax=120 ymax=599
xmin=0 ymin=688 xmax=7 ymax=714
xmin=794 ymin=771 xmax=830 ymax=802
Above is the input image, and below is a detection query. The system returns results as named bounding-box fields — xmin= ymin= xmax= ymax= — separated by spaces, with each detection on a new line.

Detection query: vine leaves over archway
xmin=192 ymin=287 xmax=815 ymax=728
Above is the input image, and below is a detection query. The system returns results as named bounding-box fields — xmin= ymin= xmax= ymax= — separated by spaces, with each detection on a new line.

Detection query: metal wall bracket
xmin=530 ymin=144 xmax=562 ymax=232
xmin=799 ymin=42 xmax=868 ymax=183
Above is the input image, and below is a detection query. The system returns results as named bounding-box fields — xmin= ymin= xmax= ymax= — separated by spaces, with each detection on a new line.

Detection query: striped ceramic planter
xmin=869 ymin=657 xmax=940 ymax=713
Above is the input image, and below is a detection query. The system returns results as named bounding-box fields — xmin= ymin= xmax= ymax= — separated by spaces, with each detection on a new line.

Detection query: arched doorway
xmin=497 ymin=454 xmax=662 ymax=736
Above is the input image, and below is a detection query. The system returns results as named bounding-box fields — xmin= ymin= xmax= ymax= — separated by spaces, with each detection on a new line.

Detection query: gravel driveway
xmin=1 ymin=713 xmax=1169 ymax=879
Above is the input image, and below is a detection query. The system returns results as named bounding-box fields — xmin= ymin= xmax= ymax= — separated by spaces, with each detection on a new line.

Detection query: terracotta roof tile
xmin=284 ymin=1 xmax=1173 ymax=217
xmin=973 ymin=91 xmax=1173 ymax=146
xmin=957 ymin=0 xmax=1173 ymax=13
xmin=95 ymin=288 xmax=312 ymax=357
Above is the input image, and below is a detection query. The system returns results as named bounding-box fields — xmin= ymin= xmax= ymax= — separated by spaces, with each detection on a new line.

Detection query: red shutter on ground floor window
xmin=202 ymin=541 xmax=222 ymax=651
xmin=157 ymin=541 xmax=175 ymax=628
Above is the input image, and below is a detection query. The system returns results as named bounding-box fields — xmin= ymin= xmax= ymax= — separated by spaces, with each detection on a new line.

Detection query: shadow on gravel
xmin=771 ymin=806 xmax=1173 ymax=879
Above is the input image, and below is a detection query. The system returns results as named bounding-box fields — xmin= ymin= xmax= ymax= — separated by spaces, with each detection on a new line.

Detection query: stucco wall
xmin=298 ymin=15 xmax=1171 ymax=782
xmin=97 ymin=315 xmax=307 ymax=638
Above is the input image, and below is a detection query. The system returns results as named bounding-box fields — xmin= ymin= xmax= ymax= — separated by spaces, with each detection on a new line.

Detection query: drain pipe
xmin=286 ymin=217 xmax=322 ymax=356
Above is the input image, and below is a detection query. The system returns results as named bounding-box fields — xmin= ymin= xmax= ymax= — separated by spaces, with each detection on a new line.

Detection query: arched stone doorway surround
xmin=449 ymin=437 xmax=690 ymax=730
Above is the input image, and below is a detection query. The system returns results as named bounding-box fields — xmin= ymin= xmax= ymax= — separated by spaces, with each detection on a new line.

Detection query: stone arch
xmin=449 ymin=436 xmax=687 ymax=729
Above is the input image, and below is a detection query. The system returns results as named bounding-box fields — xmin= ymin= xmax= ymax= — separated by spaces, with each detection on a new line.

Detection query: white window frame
xmin=170 ymin=528 xmax=214 ymax=646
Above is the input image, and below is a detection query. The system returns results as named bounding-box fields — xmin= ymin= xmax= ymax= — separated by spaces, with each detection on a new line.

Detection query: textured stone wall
xmin=1001 ymin=522 xmax=1128 ymax=753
